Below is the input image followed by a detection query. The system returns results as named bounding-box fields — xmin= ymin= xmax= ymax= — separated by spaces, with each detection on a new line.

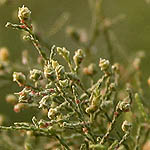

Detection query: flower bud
xmin=57 ymin=47 xmax=70 ymax=61
xmin=30 ymin=69 xmax=43 ymax=81
xmin=83 ymin=63 xmax=97 ymax=76
xmin=73 ymin=49 xmax=85 ymax=67
xmin=122 ymin=120 xmax=132 ymax=132
xmin=13 ymin=72 xmax=26 ymax=86
xmin=0 ymin=47 xmax=9 ymax=62
xmin=147 ymin=77 xmax=150 ymax=86
xmin=5 ymin=22 xmax=11 ymax=28
xmin=6 ymin=94 xmax=17 ymax=105
xmin=14 ymin=103 xmax=25 ymax=113
xmin=18 ymin=5 xmax=31 ymax=22
xmin=133 ymin=58 xmax=140 ymax=70
xmin=99 ymin=58 xmax=110 ymax=71
xmin=112 ymin=63 xmax=120 ymax=73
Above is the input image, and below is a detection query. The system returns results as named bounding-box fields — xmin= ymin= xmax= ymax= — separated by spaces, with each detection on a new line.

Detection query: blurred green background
xmin=0 ymin=0 xmax=150 ymax=123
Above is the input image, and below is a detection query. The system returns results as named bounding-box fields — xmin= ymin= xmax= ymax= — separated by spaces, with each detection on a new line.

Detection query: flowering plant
xmin=0 ymin=2 xmax=150 ymax=150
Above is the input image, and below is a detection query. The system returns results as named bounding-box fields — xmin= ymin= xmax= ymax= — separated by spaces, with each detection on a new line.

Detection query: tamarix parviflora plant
xmin=0 ymin=4 xmax=150 ymax=150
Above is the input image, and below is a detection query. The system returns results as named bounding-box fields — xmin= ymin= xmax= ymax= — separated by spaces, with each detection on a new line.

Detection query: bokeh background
xmin=0 ymin=0 xmax=150 ymax=123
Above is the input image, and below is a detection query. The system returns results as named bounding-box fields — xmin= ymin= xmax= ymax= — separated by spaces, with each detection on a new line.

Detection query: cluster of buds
xmin=73 ymin=49 xmax=85 ymax=68
xmin=57 ymin=47 xmax=70 ymax=62
xmin=99 ymin=58 xmax=110 ymax=71
xmin=13 ymin=72 xmax=26 ymax=86
xmin=18 ymin=5 xmax=31 ymax=22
